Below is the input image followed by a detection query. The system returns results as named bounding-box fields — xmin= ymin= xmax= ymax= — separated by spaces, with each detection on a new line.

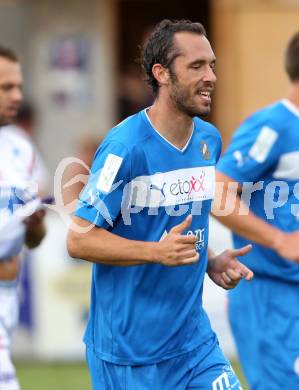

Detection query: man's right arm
xmin=213 ymin=172 xmax=299 ymax=262
xmin=67 ymin=215 xmax=199 ymax=267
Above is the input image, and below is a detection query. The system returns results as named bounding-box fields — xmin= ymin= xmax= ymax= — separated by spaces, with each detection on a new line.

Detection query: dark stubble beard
xmin=169 ymin=70 xmax=211 ymax=118
xmin=0 ymin=112 xmax=17 ymax=127
xmin=0 ymin=115 xmax=6 ymax=127
xmin=0 ymin=118 xmax=12 ymax=127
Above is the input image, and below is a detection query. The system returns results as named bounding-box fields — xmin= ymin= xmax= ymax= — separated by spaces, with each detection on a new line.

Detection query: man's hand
xmin=155 ymin=215 xmax=199 ymax=266
xmin=0 ymin=256 xmax=20 ymax=280
xmin=24 ymin=209 xmax=46 ymax=248
xmin=207 ymin=245 xmax=253 ymax=289
xmin=24 ymin=209 xmax=46 ymax=230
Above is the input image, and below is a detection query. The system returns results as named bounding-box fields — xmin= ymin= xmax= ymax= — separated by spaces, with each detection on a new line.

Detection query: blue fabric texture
xmin=86 ymin=334 xmax=241 ymax=390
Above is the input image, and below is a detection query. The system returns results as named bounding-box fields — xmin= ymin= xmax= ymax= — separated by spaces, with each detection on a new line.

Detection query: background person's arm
xmin=213 ymin=171 xmax=299 ymax=262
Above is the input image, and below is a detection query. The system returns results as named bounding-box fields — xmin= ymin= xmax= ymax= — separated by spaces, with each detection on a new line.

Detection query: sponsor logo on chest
xmin=129 ymin=166 xmax=215 ymax=208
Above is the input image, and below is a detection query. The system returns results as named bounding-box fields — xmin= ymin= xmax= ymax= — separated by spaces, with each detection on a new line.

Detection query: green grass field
xmin=16 ymin=360 xmax=248 ymax=389
xmin=16 ymin=362 xmax=91 ymax=390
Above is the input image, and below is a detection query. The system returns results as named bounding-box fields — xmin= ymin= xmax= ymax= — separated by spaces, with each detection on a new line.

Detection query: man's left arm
xmin=207 ymin=245 xmax=253 ymax=289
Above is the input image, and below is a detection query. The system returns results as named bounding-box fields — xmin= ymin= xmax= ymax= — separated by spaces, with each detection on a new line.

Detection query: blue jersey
xmin=76 ymin=108 xmax=222 ymax=365
xmin=217 ymin=99 xmax=299 ymax=282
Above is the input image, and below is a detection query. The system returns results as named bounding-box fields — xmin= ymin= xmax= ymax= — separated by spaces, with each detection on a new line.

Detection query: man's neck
xmin=286 ymin=82 xmax=299 ymax=109
xmin=147 ymin=96 xmax=194 ymax=150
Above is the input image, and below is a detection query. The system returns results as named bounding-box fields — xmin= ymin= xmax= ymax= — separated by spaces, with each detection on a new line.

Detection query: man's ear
xmin=152 ymin=64 xmax=170 ymax=88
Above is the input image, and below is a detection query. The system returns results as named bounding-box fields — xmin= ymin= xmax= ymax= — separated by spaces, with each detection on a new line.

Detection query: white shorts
xmin=0 ymin=286 xmax=19 ymax=348
xmin=0 ymin=287 xmax=20 ymax=390
xmin=0 ymin=348 xmax=20 ymax=390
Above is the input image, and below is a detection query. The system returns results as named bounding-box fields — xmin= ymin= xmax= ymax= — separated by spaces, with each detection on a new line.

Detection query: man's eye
xmin=1 ymin=84 xmax=12 ymax=92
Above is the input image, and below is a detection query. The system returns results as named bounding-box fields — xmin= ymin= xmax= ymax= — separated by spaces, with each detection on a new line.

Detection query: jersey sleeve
xmin=75 ymin=140 xmax=131 ymax=229
xmin=217 ymin=121 xmax=281 ymax=183
xmin=206 ymin=122 xmax=222 ymax=163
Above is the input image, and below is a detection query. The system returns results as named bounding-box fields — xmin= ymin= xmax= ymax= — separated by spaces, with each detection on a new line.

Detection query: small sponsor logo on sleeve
xmin=233 ymin=150 xmax=244 ymax=167
xmin=248 ymin=126 xmax=278 ymax=163
xmin=96 ymin=154 xmax=123 ymax=193
xmin=294 ymin=356 xmax=299 ymax=376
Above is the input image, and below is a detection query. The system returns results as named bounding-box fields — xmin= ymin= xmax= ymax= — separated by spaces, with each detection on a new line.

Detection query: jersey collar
xmin=144 ymin=108 xmax=194 ymax=153
xmin=281 ymin=99 xmax=299 ymax=118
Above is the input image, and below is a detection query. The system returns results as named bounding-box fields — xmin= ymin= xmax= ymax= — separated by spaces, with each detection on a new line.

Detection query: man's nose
xmin=11 ymin=87 xmax=23 ymax=103
xmin=203 ymin=66 xmax=216 ymax=83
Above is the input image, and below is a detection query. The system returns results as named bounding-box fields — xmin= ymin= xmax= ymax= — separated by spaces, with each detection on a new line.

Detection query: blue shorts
xmin=86 ymin=335 xmax=241 ymax=389
xmin=229 ymin=277 xmax=299 ymax=389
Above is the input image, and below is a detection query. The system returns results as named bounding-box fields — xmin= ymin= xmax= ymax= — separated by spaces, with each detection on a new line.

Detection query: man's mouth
xmin=6 ymin=106 xmax=20 ymax=115
xmin=197 ymin=90 xmax=212 ymax=104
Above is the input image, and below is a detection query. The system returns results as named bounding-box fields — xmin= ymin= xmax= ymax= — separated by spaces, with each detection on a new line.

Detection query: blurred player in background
xmin=13 ymin=102 xmax=49 ymax=194
xmin=0 ymin=46 xmax=46 ymax=390
xmin=61 ymin=134 xmax=100 ymax=214
xmin=214 ymin=32 xmax=299 ymax=389
xmin=10 ymin=102 xmax=50 ymax=337
xmin=68 ymin=19 xmax=253 ymax=389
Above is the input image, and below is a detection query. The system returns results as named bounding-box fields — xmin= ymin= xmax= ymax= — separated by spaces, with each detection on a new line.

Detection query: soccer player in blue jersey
xmin=67 ymin=19 xmax=253 ymax=389
xmin=215 ymin=32 xmax=299 ymax=389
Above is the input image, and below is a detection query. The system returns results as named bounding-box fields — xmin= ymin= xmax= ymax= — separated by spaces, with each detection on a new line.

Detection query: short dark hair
xmin=0 ymin=45 xmax=18 ymax=63
xmin=285 ymin=32 xmax=299 ymax=81
xmin=141 ymin=19 xmax=206 ymax=95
